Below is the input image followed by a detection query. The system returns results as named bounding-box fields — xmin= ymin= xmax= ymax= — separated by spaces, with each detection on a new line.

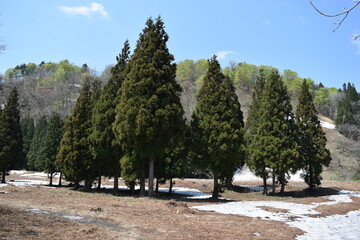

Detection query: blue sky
xmin=0 ymin=0 xmax=359 ymax=89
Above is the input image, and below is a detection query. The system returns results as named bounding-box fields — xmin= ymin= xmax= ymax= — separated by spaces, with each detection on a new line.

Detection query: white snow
xmin=320 ymin=120 xmax=336 ymax=130
xmin=0 ymin=183 xmax=7 ymax=188
xmin=20 ymin=172 xmax=48 ymax=178
xmin=6 ymin=180 xmax=48 ymax=187
xmin=233 ymin=166 xmax=304 ymax=182
xmin=193 ymin=190 xmax=360 ymax=240
xmin=9 ymin=170 xmax=26 ymax=175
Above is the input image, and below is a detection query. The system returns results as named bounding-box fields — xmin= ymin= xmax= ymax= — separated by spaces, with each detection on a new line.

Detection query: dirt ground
xmin=1 ymin=172 xmax=360 ymax=240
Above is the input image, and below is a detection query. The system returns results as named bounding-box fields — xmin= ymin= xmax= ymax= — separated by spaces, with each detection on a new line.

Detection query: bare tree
xmin=310 ymin=1 xmax=360 ymax=40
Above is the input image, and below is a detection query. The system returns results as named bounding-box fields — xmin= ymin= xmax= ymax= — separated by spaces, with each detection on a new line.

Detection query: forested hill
xmin=0 ymin=59 xmax=351 ymax=122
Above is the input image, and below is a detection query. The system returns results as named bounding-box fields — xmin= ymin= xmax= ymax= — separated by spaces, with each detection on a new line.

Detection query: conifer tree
xmin=296 ymin=80 xmax=331 ymax=189
xmin=89 ymin=40 xmax=130 ymax=193
xmin=39 ymin=113 xmax=63 ymax=186
xmin=249 ymin=69 xmax=298 ymax=195
xmin=113 ymin=17 xmax=185 ymax=197
xmin=0 ymin=88 xmax=24 ymax=183
xmin=56 ymin=77 xmax=95 ymax=189
xmin=190 ymin=56 xmax=244 ymax=198
xmin=245 ymin=69 xmax=268 ymax=194
xmin=27 ymin=116 xmax=47 ymax=170
xmin=20 ymin=117 xmax=34 ymax=166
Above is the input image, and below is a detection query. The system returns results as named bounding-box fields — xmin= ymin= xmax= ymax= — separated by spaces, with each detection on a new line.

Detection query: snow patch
xmin=320 ymin=120 xmax=335 ymax=130
xmin=7 ymin=180 xmax=48 ymax=187
xmin=233 ymin=166 xmax=304 ymax=182
xmin=9 ymin=170 xmax=26 ymax=175
xmin=193 ymin=191 xmax=360 ymax=240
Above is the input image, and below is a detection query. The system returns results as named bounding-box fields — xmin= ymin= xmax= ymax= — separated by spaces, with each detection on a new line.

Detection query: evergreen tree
xmin=190 ymin=56 xmax=244 ymax=198
xmin=245 ymin=68 xmax=268 ymax=194
xmin=296 ymin=80 xmax=331 ymax=189
xmin=113 ymin=17 xmax=185 ymax=197
xmin=0 ymin=88 xmax=24 ymax=183
xmin=89 ymin=40 xmax=130 ymax=193
xmin=38 ymin=113 xmax=64 ymax=186
xmin=56 ymin=77 xmax=95 ymax=189
xmin=249 ymin=69 xmax=298 ymax=195
xmin=27 ymin=116 xmax=47 ymax=170
xmin=336 ymin=82 xmax=359 ymax=125
xmin=20 ymin=116 xmax=34 ymax=168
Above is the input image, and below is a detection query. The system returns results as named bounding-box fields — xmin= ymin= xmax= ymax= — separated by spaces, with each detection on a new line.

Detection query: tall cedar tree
xmin=89 ymin=40 xmax=130 ymax=193
xmin=0 ymin=88 xmax=24 ymax=183
xmin=249 ymin=69 xmax=298 ymax=195
xmin=38 ymin=113 xmax=64 ymax=186
xmin=245 ymin=69 xmax=269 ymax=194
xmin=190 ymin=56 xmax=244 ymax=199
xmin=27 ymin=116 xmax=47 ymax=170
xmin=56 ymin=77 xmax=98 ymax=190
xmin=113 ymin=17 xmax=185 ymax=197
xmin=296 ymin=80 xmax=331 ymax=189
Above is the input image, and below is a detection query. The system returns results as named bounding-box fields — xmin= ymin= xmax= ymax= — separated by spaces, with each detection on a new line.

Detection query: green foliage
xmin=0 ymin=88 xmax=24 ymax=182
xmin=27 ymin=116 xmax=47 ymax=170
xmin=89 ymin=40 xmax=131 ymax=183
xmin=20 ymin=116 xmax=34 ymax=160
xmin=245 ymin=69 xmax=268 ymax=180
xmin=190 ymin=56 xmax=244 ymax=198
xmin=38 ymin=113 xmax=63 ymax=184
xmin=314 ymin=87 xmax=338 ymax=119
xmin=113 ymin=17 xmax=185 ymax=196
xmin=56 ymin=77 xmax=96 ymax=188
xmin=336 ymin=83 xmax=360 ymax=126
xmin=248 ymin=69 xmax=298 ymax=194
xmin=296 ymin=80 xmax=331 ymax=188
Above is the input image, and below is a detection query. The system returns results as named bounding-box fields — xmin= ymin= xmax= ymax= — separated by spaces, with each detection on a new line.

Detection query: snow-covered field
xmin=320 ymin=120 xmax=336 ymax=130
xmin=193 ymin=190 xmax=360 ymax=240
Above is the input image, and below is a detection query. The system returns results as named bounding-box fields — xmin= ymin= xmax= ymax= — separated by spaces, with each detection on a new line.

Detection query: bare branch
xmin=310 ymin=1 xmax=360 ymax=39
xmin=310 ymin=1 xmax=360 ymax=18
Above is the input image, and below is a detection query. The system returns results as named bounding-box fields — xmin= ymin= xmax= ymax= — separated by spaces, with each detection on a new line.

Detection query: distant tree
xmin=296 ymin=80 xmax=331 ymax=189
xmin=38 ymin=113 xmax=63 ymax=186
xmin=0 ymin=88 xmax=24 ymax=183
xmin=190 ymin=56 xmax=244 ymax=198
xmin=113 ymin=17 xmax=185 ymax=197
xmin=27 ymin=116 xmax=47 ymax=170
xmin=56 ymin=77 xmax=94 ymax=190
xmin=248 ymin=69 xmax=298 ymax=195
xmin=20 ymin=116 xmax=34 ymax=166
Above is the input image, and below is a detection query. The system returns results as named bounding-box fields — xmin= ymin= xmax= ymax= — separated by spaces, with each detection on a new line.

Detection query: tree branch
xmin=310 ymin=1 xmax=360 ymax=39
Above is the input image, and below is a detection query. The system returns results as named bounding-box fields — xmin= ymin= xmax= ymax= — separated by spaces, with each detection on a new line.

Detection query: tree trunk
xmin=226 ymin=173 xmax=233 ymax=190
xmin=1 ymin=169 xmax=6 ymax=183
xmin=148 ymin=156 xmax=155 ymax=197
xmin=113 ymin=169 xmax=119 ymax=195
xmin=262 ymin=175 xmax=267 ymax=195
xmin=169 ymin=177 xmax=173 ymax=195
xmin=280 ymin=173 xmax=285 ymax=196
xmin=155 ymin=178 xmax=159 ymax=193
xmin=49 ymin=173 xmax=53 ymax=186
xmin=74 ymin=180 xmax=80 ymax=190
xmin=130 ymin=181 xmax=135 ymax=195
xmin=58 ymin=172 xmax=62 ymax=186
xmin=309 ymin=166 xmax=314 ymax=189
xmin=140 ymin=162 xmax=146 ymax=196
xmin=97 ymin=170 xmax=101 ymax=190
xmin=212 ymin=172 xmax=219 ymax=199
xmin=272 ymin=170 xmax=276 ymax=195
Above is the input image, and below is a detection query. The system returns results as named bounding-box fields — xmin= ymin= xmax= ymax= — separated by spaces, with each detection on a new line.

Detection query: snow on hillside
xmin=320 ymin=120 xmax=336 ymax=130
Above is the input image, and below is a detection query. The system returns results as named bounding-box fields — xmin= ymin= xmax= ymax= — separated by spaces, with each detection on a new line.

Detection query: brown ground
xmin=1 ymin=172 xmax=360 ymax=240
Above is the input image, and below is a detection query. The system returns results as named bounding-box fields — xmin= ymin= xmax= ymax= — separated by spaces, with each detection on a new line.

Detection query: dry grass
xmin=1 ymin=174 xmax=360 ymax=240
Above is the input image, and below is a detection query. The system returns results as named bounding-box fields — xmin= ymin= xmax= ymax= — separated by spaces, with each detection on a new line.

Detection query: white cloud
xmin=57 ymin=2 xmax=109 ymax=20
xmin=215 ymin=51 xmax=239 ymax=60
